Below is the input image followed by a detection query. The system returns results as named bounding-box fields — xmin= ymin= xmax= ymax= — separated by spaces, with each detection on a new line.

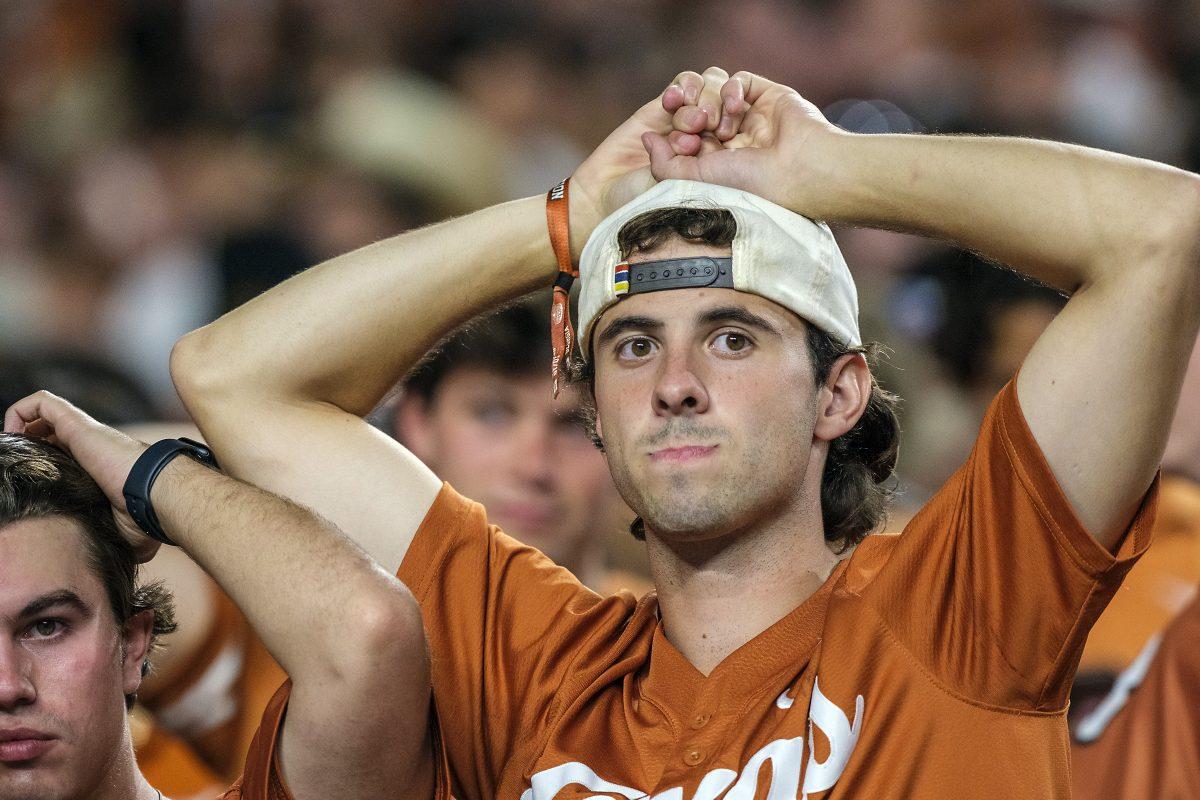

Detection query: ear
xmin=813 ymin=353 xmax=872 ymax=443
xmin=121 ymin=609 xmax=156 ymax=698
xmin=394 ymin=394 xmax=438 ymax=461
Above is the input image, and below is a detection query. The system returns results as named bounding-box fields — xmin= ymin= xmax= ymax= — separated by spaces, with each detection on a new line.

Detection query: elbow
xmin=1125 ymin=172 xmax=1200 ymax=302
xmin=337 ymin=582 xmax=431 ymax=692
xmin=170 ymin=327 xmax=237 ymax=414
xmin=1169 ymin=174 xmax=1200 ymax=302
xmin=1157 ymin=173 xmax=1200 ymax=267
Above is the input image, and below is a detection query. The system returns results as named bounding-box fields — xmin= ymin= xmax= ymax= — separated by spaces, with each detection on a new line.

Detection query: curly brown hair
xmin=0 ymin=433 xmax=177 ymax=708
xmin=573 ymin=206 xmax=901 ymax=551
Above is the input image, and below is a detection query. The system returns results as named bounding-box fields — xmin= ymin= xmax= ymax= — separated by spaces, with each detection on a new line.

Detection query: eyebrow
xmin=17 ymin=590 xmax=93 ymax=621
xmin=696 ymin=305 xmax=782 ymax=336
xmin=596 ymin=305 xmax=784 ymax=350
xmin=595 ymin=315 xmax=664 ymax=347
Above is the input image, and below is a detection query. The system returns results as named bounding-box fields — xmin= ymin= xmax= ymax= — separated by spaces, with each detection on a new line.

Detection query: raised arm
xmin=3 ymin=391 xmax=432 ymax=800
xmin=170 ymin=93 xmax=679 ymax=573
xmin=646 ymin=68 xmax=1200 ymax=548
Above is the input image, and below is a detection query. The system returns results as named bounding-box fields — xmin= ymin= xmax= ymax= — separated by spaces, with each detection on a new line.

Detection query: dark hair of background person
xmin=403 ymin=292 xmax=554 ymax=403
xmin=572 ymin=207 xmax=901 ymax=551
xmin=0 ymin=352 xmax=160 ymax=427
xmin=0 ymin=433 xmax=177 ymax=708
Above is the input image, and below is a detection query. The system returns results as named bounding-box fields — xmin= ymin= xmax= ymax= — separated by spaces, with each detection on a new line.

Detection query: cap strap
xmin=546 ymin=178 xmax=576 ymax=397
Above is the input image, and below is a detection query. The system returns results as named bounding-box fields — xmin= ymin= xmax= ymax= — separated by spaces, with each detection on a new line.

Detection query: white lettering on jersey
xmin=801 ymin=678 xmax=864 ymax=798
xmin=775 ymin=689 xmax=796 ymax=710
xmin=1074 ymin=632 xmax=1163 ymax=743
xmin=520 ymin=762 xmax=642 ymax=800
xmin=522 ymin=677 xmax=864 ymax=799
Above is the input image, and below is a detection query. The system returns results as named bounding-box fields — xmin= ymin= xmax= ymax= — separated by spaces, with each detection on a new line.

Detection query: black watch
xmin=122 ymin=438 xmax=220 ymax=546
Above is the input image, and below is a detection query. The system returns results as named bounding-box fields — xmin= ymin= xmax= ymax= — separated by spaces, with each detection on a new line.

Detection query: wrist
xmin=125 ymin=438 xmax=219 ymax=546
xmin=788 ymin=127 xmax=857 ymax=221
xmin=566 ymin=181 xmax=603 ymax=264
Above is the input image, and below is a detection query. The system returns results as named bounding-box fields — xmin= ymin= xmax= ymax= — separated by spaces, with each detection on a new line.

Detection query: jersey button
xmin=683 ymin=749 xmax=705 ymax=766
xmin=690 ymin=713 xmax=710 ymax=729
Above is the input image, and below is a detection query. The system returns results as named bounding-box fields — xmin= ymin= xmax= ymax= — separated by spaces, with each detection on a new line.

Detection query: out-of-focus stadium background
xmin=2 ymin=0 xmax=1198 ymax=501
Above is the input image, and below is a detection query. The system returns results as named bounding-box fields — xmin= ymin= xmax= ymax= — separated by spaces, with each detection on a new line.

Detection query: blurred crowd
xmin=3 ymin=1 xmax=1200 ymax=795
xmin=4 ymin=0 xmax=1200 ymax=498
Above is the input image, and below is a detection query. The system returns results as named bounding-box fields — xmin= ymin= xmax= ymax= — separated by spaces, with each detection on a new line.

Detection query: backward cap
xmin=577 ymin=179 xmax=860 ymax=359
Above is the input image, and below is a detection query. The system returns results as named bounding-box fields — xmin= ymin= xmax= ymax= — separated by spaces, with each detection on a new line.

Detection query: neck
xmin=646 ymin=492 xmax=840 ymax=676
xmin=81 ymin=727 xmax=158 ymax=800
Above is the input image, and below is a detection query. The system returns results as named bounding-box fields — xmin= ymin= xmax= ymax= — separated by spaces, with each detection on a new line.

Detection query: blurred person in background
xmin=886 ymin=250 xmax=1066 ymax=500
xmin=0 ymin=352 xmax=284 ymax=799
xmin=1069 ymin=335 xmax=1200 ymax=799
xmin=393 ymin=294 xmax=646 ymax=594
xmin=3 ymin=392 xmax=435 ymax=800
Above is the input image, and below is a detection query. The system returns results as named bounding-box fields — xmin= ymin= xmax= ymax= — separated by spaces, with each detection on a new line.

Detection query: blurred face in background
xmin=396 ymin=367 xmax=620 ymax=567
xmin=0 ymin=517 xmax=151 ymax=800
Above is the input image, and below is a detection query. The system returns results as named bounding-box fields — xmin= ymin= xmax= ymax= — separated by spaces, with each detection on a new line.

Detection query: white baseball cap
xmin=577 ymin=179 xmax=860 ymax=359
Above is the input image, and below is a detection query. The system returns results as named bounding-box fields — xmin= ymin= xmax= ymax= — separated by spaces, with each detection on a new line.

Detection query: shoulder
xmin=839 ymin=533 xmax=901 ymax=596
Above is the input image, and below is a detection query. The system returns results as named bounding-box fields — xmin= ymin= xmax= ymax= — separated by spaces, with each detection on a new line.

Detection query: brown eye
xmin=618 ymin=337 xmax=656 ymax=360
xmin=713 ymin=332 xmax=752 ymax=354
xmin=32 ymin=620 xmax=61 ymax=638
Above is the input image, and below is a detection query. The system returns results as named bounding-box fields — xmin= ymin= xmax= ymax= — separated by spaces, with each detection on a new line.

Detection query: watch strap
xmin=122 ymin=438 xmax=219 ymax=546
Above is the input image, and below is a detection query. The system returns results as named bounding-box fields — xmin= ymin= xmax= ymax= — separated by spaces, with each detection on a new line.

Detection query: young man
xmin=394 ymin=295 xmax=644 ymax=593
xmin=171 ymin=67 xmax=1200 ymax=798
xmin=1 ymin=392 xmax=434 ymax=800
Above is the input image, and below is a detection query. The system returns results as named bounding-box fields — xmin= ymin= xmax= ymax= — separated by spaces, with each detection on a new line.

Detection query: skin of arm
xmin=170 ymin=91 xmax=685 ymax=574
xmin=645 ymin=68 xmax=1200 ymax=549
xmin=120 ymin=422 xmax=215 ymax=698
xmin=3 ymin=391 xmax=434 ymax=800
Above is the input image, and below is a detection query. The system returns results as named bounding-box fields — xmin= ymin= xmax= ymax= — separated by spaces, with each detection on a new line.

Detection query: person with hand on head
xmin=1 ymin=391 xmax=435 ymax=800
xmin=171 ymin=66 xmax=1200 ymax=798
xmin=0 ymin=431 xmax=176 ymax=800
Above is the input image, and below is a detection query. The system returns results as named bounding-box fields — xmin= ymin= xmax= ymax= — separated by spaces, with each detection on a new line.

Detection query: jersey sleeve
xmin=219 ymin=682 xmax=294 ymax=800
xmin=397 ymin=483 xmax=639 ymax=800
xmin=864 ymin=379 xmax=1157 ymax=710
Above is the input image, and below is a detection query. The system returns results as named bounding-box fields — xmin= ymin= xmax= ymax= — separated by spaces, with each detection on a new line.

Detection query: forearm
xmin=148 ymin=456 xmax=422 ymax=684
xmin=809 ymin=132 xmax=1200 ymax=291
xmin=175 ymin=194 xmax=556 ymax=416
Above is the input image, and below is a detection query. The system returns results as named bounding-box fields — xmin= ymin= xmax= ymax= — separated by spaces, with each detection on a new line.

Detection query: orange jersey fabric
xmin=396 ymin=381 xmax=1155 ymax=799
xmin=131 ymin=708 xmax=224 ymax=799
xmin=219 ymin=682 xmax=294 ymax=800
xmin=1072 ymin=590 xmax=1200 ymax=798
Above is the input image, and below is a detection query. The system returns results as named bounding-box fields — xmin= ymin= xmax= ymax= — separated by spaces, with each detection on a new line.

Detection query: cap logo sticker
xmin=614 ymin=262 xmax=630 ymax=296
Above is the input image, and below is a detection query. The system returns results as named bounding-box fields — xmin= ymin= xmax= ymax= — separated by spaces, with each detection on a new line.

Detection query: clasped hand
xmin=569 ymin=67 xmax=843 ymax=252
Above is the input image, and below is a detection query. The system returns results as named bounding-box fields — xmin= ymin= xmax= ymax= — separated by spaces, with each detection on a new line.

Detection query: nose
xmin=652 ymin=349 xmax=709 ymax=416
xmin=513 ymin=417 xmax=556 ymax=487
xmin=0 ymin=641 xmax=36 ymax=711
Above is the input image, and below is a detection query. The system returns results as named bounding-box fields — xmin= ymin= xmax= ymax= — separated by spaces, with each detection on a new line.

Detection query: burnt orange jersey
xmin=131 ymin=707 xmax=224 ymax=799
xmin=1072 ymin=590 xmax=1200 ymax=798
xmin=219 ymin=683 xmax=293 ymax=800
xmin=396 ymin=381 xmax=1154 ymax=799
